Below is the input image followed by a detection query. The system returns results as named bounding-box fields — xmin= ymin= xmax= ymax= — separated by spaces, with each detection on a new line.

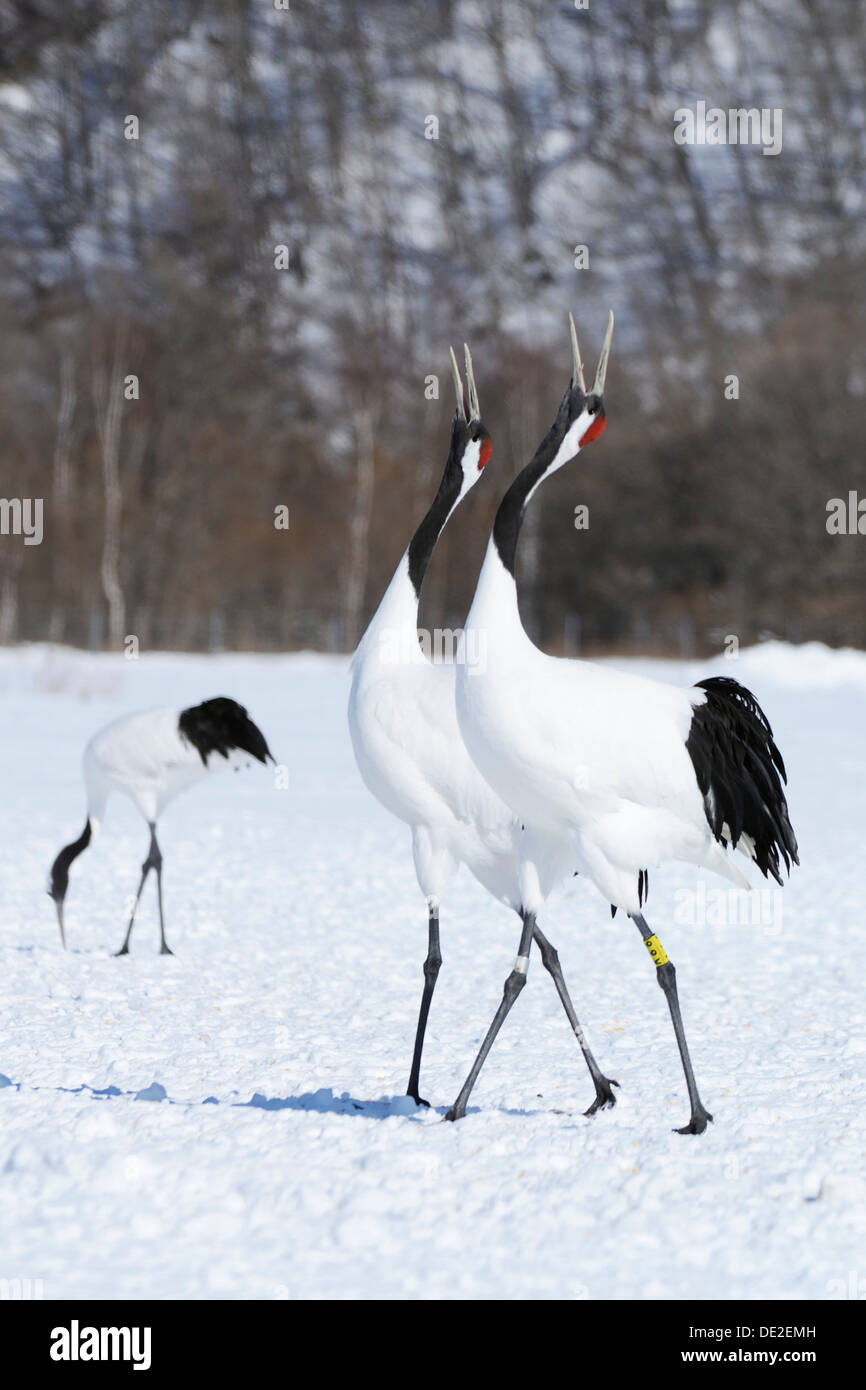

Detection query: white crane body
xmin=350 ymin=559 xmax=523 ymax=913
xmin=84 ymin=707 xmax=213 ymax=827
xmin=457 ymin=545 xmax=751 ymax=917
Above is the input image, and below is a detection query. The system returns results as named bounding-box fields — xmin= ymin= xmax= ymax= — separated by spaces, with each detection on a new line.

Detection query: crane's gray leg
xmin=150 ymin=826 xmax=172 ymax=955
xmin=631 ymin=913 xmax=712 ymax=1134
xmin=532 ymin=923 xmax=618 ymax=1115
xmin=115 ymin=840 xmax=153 ymax=956
xmin=115 ymin=824 xmax=171 ymax=956
xmin=445 ymin=910 xmax=535 ymax=1122
xmin=407 ymin=905 xmax=441 ymax=1106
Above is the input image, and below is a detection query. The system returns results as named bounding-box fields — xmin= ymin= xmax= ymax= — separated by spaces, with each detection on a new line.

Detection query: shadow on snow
xmin=0 ymin=1073 xmax=443 ymax=1119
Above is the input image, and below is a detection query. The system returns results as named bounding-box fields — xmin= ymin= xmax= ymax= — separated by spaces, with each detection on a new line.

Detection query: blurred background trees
xmin=0 ymin=0 xmax=863 ymax=655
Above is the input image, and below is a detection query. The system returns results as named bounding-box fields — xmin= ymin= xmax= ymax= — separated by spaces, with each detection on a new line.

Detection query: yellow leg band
xmin=644 ymin=934 xmax=669 ymax=967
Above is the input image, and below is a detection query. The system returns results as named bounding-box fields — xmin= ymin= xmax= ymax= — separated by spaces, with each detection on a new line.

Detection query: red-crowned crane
xmin=450 ymin=314 xmax=798 ymax=1133
xmin=348 ymin=344 xmax=617 ymax=1112
xmin=49 ymin=697 xmax=273 ymax=955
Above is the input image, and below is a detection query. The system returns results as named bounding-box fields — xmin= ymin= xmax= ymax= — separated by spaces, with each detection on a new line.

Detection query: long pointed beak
xmin=55 ymin=897 xmax=67 ymax=950
xmin=449 ymin=346 xmax=467 ymax=421
xmin=592 ymin=310 xmax=614 ymax=396
xmin=569 ymin=313 xmax=587 ymax=393
xmin=463 ymin=342 xmax=481 ymax=421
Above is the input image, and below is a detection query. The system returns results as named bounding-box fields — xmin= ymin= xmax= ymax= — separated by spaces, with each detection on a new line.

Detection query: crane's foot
xmin=407 ymin=1090 xmax=430 ymax=1109
xmin=114 ymin=945 xmax=130 ymax=957
xmin=443 ymin=1102 xmax=466 ymax=1123
xmin=584 ymin=1077 xmax=619 ymax=1116
xmin=160 ymin=945 xmax=174 ymax=956
xmin=676 ymin=1104 xmax=713 ymax=1135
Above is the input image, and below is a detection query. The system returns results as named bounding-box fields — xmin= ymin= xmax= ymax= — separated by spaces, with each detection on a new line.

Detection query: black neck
xmin=406 ymin=431 xmax=464 ymax=598
xmin=492 ymin=400 xmax=570 ymax=578
xmin=49 ymin=818 xmax=92 ymax=903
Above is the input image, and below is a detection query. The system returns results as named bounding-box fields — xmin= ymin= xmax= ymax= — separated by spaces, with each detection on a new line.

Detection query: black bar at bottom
xmin=1 ymin=1298 xmax=858 ymax=1374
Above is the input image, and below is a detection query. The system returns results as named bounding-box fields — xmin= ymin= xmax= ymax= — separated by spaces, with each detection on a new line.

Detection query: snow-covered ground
xmin=0 ymin=641 xmax=864 ymax=1301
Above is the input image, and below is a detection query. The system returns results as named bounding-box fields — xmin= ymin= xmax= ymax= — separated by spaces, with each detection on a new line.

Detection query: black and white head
xmin=178 ymin=697 xmax=274 ymax=768
xmin=547 ymin=310 xmax=614 ymax=469
xmin=406 ymin=343 xmax=493 ymax=598
xmin=445 ymin=342 xmax=492 ymax=503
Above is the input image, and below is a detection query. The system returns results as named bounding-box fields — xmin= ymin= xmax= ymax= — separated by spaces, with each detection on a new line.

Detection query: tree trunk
xmin=92 ymin=337 xmax=127 ymax=651
xmin=344 ymin=406 xmax=376 ymax=650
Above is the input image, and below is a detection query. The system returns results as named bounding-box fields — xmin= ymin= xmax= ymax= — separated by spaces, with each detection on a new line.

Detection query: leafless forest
xmin=0 ymin=0 xmax=863 ymax=656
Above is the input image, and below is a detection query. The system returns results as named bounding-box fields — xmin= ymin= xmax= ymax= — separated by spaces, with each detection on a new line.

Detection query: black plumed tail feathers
xmin=686 ymin=677 xmax=799 ymax=885
xmin=178 ymin=698 xmax=273 ymax=768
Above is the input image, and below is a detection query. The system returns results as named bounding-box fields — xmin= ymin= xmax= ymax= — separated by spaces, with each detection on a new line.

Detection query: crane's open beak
xmin=569 ymin=313 xmax=587 ymax=394
xmin=449 ymin=345 xmax=467 ymax=421
xmin=592 ymin=310 xmax=614 ymax=396
xmin=449 ymin=343 xmax=481 ymax=423
xmin=463 ymin=343 xmax=481 ymax=422
xmin=569 ymin=310 xmax=614 ymax=397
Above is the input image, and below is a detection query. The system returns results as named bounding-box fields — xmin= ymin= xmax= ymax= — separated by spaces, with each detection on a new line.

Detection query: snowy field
xmin=0 ymin=640 xmax=864 ymax=1301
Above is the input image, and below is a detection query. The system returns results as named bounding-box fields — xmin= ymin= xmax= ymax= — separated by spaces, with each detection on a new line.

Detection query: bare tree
xmin=0 ymin=0 xmax=862 ymax=654
xmin=92 ymin=333 xmax=127 ymax=651
xmin=344 ymin=406 xmax=376 ymax=651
